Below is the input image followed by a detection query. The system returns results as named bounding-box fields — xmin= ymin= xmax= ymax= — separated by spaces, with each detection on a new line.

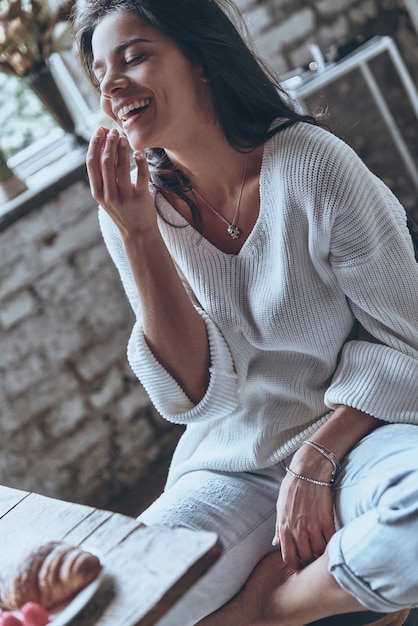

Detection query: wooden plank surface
xmin=0 ymin=485 xmax=29 ymax=517
xmin=0 ymin=492 xmax=95 ymax=567
xmin=0 ymin=486 xmax=221 ymax=626
xmin=74 ymin=525 xmax=221 ymax=626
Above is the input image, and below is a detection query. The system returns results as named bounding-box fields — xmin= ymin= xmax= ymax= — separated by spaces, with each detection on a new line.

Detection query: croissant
xmin=0 ymin=541 xmax=102 ymax=611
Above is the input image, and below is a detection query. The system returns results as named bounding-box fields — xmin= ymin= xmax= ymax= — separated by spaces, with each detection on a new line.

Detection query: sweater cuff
xmin=325 ymin=341 xmax=418 ymax=422
xmin=127 ymin=310 xmax=238 ymax=424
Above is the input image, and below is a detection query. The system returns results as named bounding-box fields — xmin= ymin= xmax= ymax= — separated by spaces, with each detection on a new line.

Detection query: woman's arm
xmin=291 ymin=404 xmax=380 ymax=470
xmin=87 ymin=127 xmax=210 ymax=404
xmin=274 ymin=405 xmax=380 ymax=570
xmin=274 ymin=125 xmax=417 ymax=570
xmin=122 ymin=223 xmax=210 ymax=404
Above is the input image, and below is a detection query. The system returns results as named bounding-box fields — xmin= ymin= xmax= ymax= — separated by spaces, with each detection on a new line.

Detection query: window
xmin=0 ymin=48 xmax=104 ymax=182
xmin=0 ymin=72 xmax=59 ymax=160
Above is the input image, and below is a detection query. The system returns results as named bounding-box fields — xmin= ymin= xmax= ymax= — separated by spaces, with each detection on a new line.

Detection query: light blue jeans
xmin=138 ymin=423 xmax=418 ymax=625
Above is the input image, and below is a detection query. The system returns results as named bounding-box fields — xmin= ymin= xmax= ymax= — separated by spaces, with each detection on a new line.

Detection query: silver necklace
xmin=192 ymin=154 xmax=248 ymax=239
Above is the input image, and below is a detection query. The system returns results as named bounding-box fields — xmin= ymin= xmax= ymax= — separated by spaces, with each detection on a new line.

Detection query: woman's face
xmin=91 ymin=11 xmax=211 ymax=153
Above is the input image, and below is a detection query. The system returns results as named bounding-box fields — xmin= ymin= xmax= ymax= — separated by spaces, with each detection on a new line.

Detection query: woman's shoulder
xmin=268 ymin=118 xmax=345 ymax=156
xmin=265 ymin=119 xmax=368 ymax=181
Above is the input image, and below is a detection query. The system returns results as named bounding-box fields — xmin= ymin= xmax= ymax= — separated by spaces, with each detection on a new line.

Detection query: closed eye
xmin=126 ymin=53 xmax=146 ymax=65
xmin=92 ymin=55 xmax=145 ymax=89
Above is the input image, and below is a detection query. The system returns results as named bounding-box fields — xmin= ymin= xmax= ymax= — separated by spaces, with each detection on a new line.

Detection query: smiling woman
xmin=90 ymin=12 xmax=213 ymax=157
xmin=71 ymin=1 xmax=418 ymax=625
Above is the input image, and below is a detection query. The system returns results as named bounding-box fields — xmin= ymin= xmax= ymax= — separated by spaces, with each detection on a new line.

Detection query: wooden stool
xmin=371 ymin=611 xmax=411 ymax=626
xmin=307 ymin=608 xmax=411 ymax=625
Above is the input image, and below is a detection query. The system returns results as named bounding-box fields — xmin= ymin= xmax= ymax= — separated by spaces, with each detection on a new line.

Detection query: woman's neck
xmin=166 ymin=133 xmax=246 ymax=197
xmin=165 ymin=138 xmax=264 ymax=255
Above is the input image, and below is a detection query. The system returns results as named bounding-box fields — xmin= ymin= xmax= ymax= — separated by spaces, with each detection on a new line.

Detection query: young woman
xmin=73 ymin=1 xmax=418 ymax=624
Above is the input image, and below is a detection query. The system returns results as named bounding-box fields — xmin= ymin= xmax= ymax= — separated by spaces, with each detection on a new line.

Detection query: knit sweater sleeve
xmin=314 ymin=133 xmax=418 ymax=422
xmin=98 ymin=207 xmax=238 ymax=423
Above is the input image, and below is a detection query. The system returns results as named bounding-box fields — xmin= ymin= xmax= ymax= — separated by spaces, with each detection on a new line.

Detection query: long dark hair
xmin=73 ymin=0 xmax=317 ymax=220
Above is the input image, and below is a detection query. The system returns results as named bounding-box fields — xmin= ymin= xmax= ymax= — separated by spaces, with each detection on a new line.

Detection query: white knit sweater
xmin=99 ymin=122 xmax=418 ymax=487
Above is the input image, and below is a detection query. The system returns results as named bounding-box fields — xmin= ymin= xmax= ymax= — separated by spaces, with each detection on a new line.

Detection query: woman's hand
xmin=86 ymin=127 xmax=157 ymax=237
xmin=273 ymin=466 xmax=335 ymax=570
xmin=273 ymin=405 xmax=381 ymax=570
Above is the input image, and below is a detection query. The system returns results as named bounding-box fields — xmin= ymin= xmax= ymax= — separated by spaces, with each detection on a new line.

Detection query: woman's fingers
xmin=116 ymin=135 xmax=134 ymax=200
xmin=133 ymin=150 xmax=151 ymax=191
xmin=86 ymin=126 xmax=109 ymax=200
xmin=283 ymin=529 xmax=313 ymax=569
xmin=279 ymin=518 xmax=323 ymax=569
xmin=322 ymin=516 xmax=336 ymax=544
xmin=279 ymin=532 xmax=300 ymax=570
xmin=310 ymin=533 xmax=328 ymax=560
xmin=87 ymin=128 xmax=141 ymax=206
xmin=101 ymin=128 xmax=121 ymax=204
xmin=85 ymin=128 xmax=156 ymax=234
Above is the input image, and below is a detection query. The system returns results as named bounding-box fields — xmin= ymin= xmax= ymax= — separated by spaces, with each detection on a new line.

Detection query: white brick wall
xmin=0 ymin=180 xmax=182 ymax=508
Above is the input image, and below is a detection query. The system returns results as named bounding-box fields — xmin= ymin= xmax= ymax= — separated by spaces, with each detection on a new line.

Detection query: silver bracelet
xmin=285 ymin=466 xmax=333 ymax=487
xmin=302 ymin=440 xmax=341 ymax=481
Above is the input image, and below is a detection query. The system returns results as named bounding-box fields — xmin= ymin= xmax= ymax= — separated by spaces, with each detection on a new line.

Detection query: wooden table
xmin=0 ymin=485 xmax=222 ymax=625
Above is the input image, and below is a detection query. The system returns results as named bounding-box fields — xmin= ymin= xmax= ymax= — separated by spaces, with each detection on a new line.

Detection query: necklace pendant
xmin=227 ymin=224 xmax=241 ymax=239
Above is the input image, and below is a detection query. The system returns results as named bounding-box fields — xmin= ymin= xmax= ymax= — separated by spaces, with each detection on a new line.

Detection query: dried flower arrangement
xmin=0 ymin=0 xmax=74 ymax=77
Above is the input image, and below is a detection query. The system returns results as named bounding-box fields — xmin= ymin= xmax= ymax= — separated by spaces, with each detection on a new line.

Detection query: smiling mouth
xmin=117 ymin=98 xmax=151 ymax=122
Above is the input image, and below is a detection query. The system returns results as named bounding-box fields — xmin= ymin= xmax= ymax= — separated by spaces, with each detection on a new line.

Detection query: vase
xmin=23 ymin=61 xmax=84 ymax=142
xmin=0 ymin=155 xmax=27 ymax=203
